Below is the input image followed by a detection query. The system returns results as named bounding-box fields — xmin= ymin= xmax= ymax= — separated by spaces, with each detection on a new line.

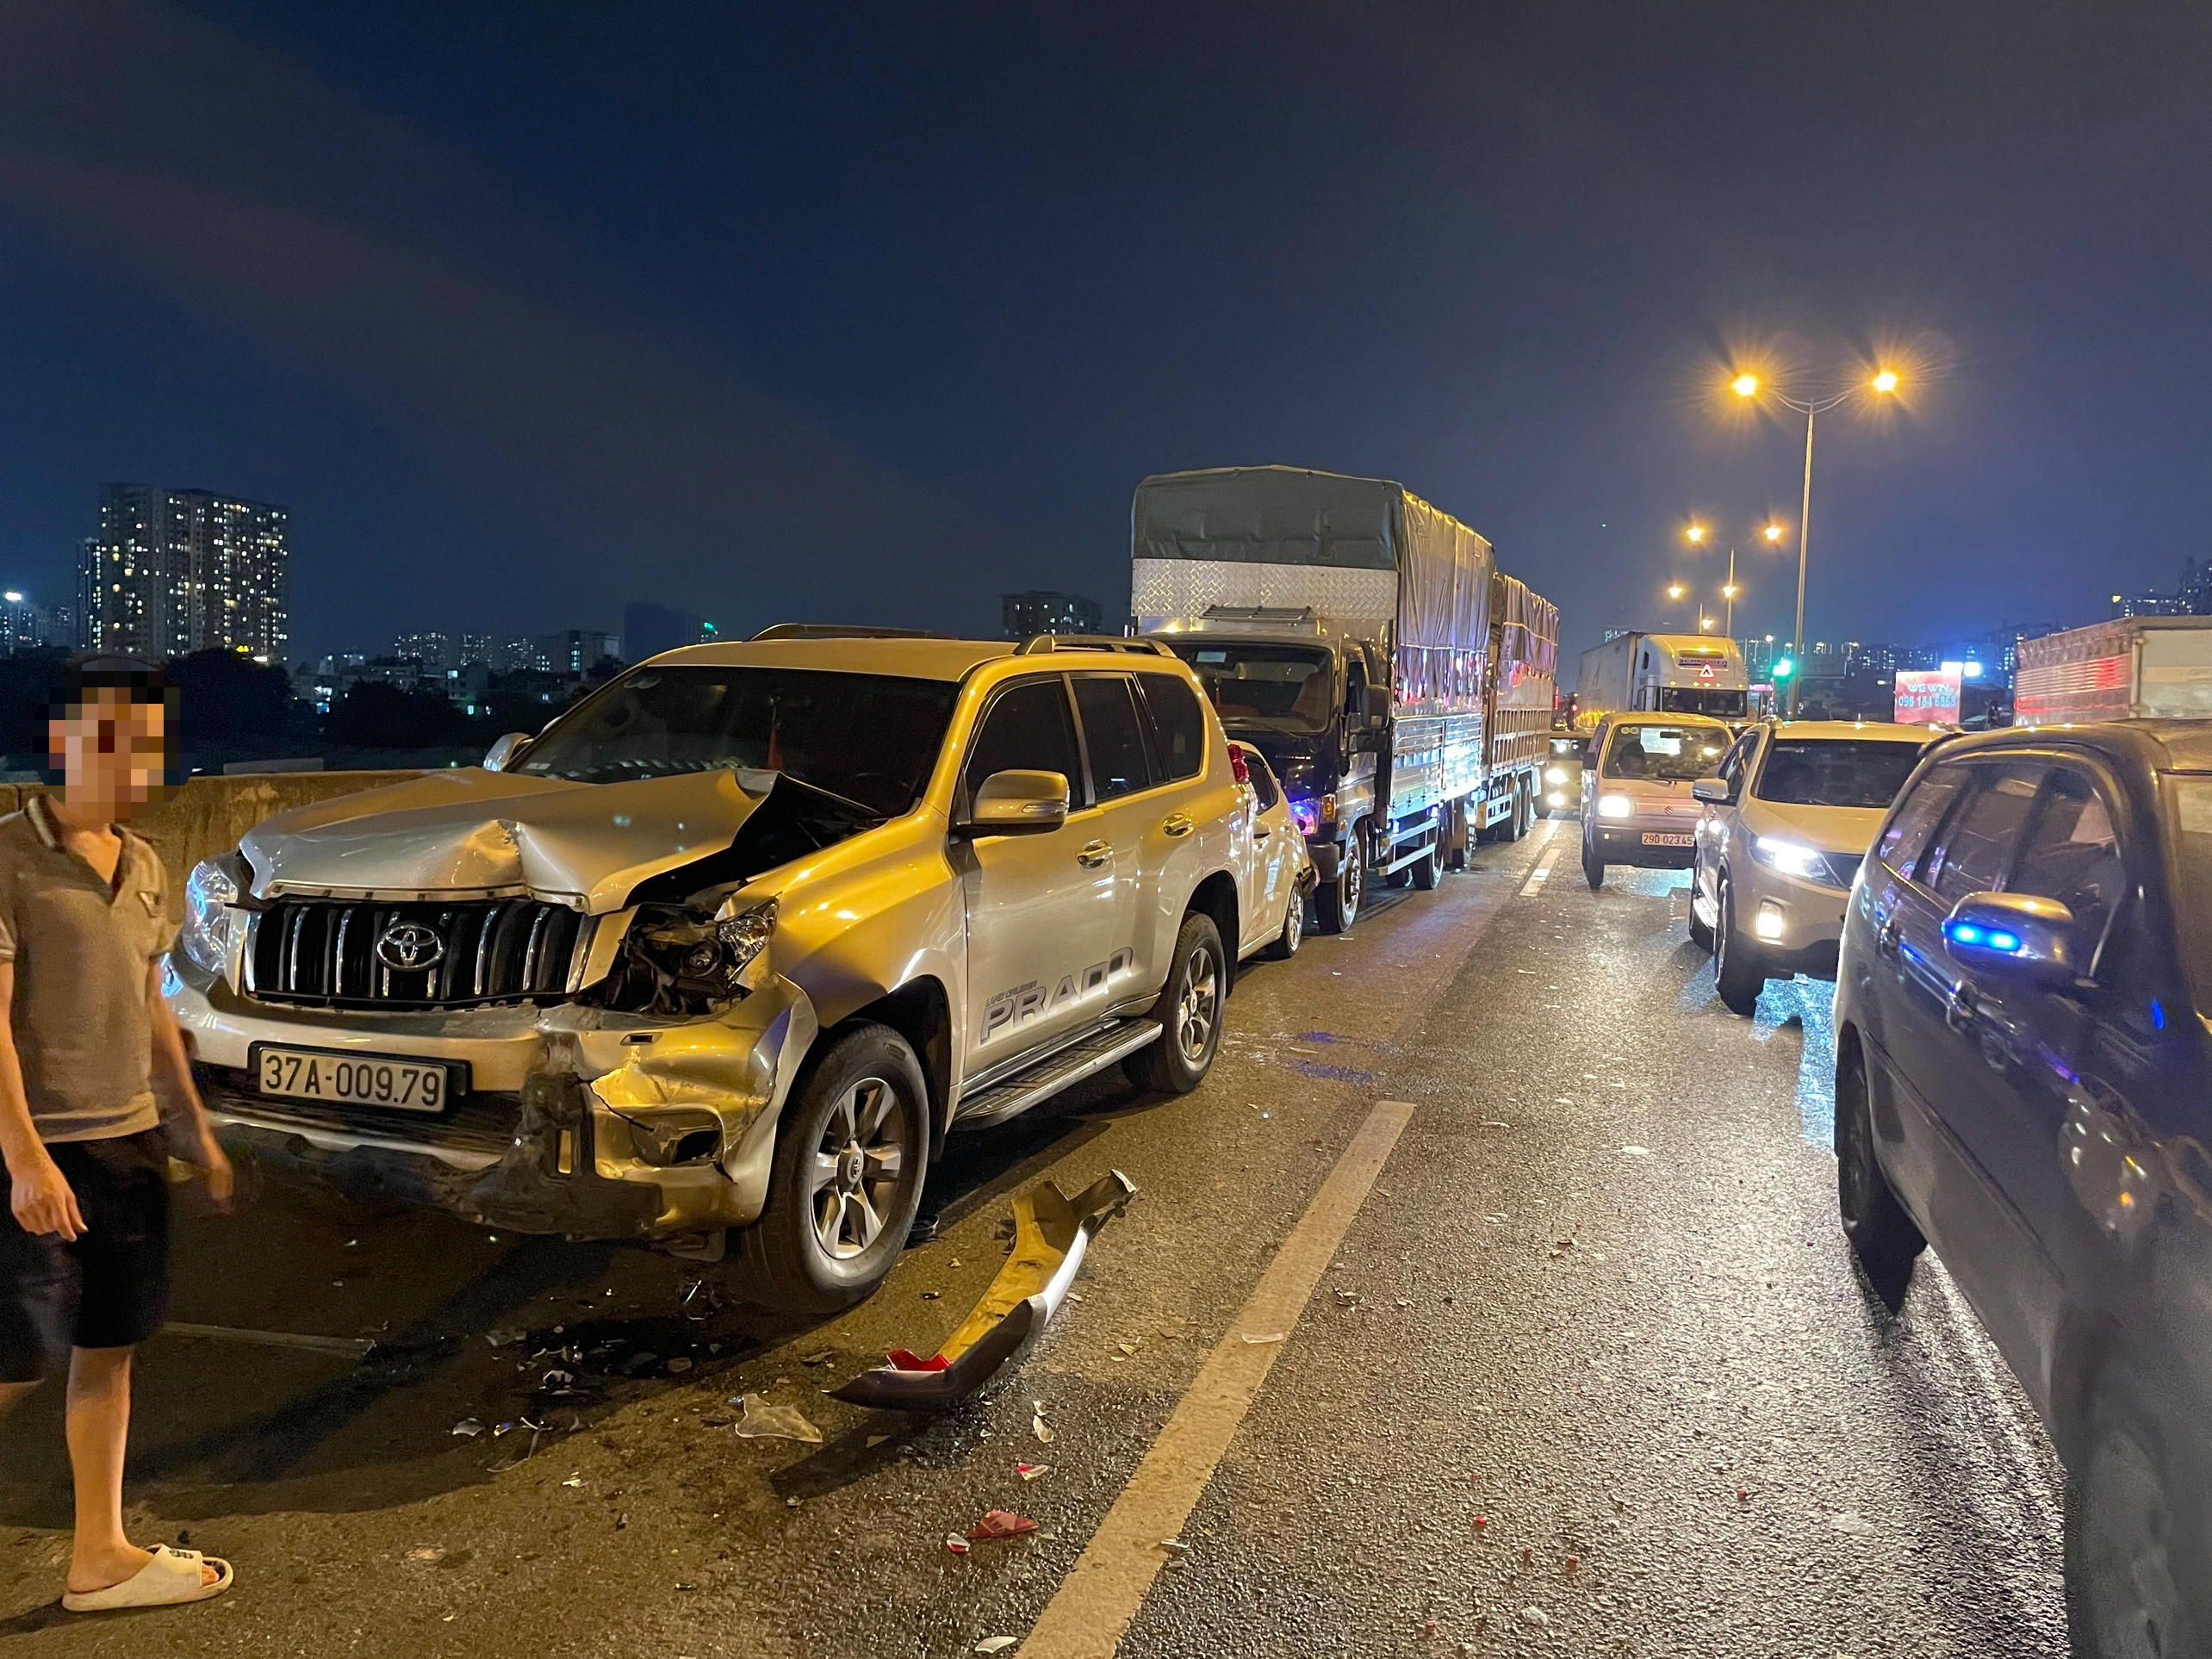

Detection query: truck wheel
xmin=1316 ymin=830 xmax=1364 ymax=933
xmin=1835 ymin=1045 xmax=1922 ymax=1282
xmin=1445 ymin=802 xmax=1469 ymax=871
xmin=1714 ymin=880 xmax=1766 ymax=1016
xmin=1124 ymin=911 xmax=1226 ymax=1095
xmin=1409 ymin=826 xmax=1440 ymax=890
xmin=1501 ymin=780 xmax=1528 ymax=842
xmin=1263 ymin=887 xmax=1304 ymax=960
xmin=730 ymin=1023 xmax=929 ymax=1315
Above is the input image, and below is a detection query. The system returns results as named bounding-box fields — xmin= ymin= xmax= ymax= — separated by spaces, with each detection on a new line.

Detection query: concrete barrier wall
xmin=2 ymin=774 xmax=422 ymax=922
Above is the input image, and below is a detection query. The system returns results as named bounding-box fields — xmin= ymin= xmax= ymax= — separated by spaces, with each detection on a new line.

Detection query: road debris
xmin=1241 ymin=1331 xmax=1287 ymax=1345
xmin=733 ymin=1395 xmax=824 ymax=1444
xmin=666 ymin=1356 xmax=693 ymax=1374
xmin=450 ymin=1419 xmax=483 ymax=1438
xmin=486 ymin=1327 xmax=527 ymax=1348
xmin=968 ymin=1510 xmax=1038 ymax=1542
xmin=799 ymin=1350 xmax=835 ymax=1366
xmin=1017 ymin=1462 xmax=1050 ymax=1480
xmin=1620 ymin=1145 xmax=1653 ymax=1158
xmin=1521 ymin=1606 xmax=1551 ymax=1627
xmin=973 ymin=1639 xmax=1020 ymax=1656
xmin=1832 ymin=1510 xmax=1875 ymax=1535
xmin=1158 ymin=1538 xmax=1190 ymax=1556
xmin=1032 ymin=1408 xmax=1055 ymax=1445
xmin=945 ymin=1534 xmax=971 ymax=1556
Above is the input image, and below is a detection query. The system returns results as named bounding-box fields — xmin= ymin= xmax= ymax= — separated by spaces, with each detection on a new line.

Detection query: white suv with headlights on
xmin=167 ymin=631 xmax=1281 ymax=1314
xmin=1690 ymin=719 xmax=1935 ymax=1015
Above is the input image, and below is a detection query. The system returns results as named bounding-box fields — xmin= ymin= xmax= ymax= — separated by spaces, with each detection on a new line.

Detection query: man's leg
xmin=0 ymin=1379 xmax=38 ymax=1419
xmin=62 ymin=1345 xmax=149 ymax=1594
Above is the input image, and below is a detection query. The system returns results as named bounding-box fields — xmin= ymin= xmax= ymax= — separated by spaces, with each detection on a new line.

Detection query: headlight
xmin=594 ymin=898 xmax=777 ymax=1016
xmin=1545 ymin=766 xmax=1569 ymax=785
xmin=1597 ymin=794 xmax=1633 ymax=818
xmin=179 ymin=855 xmax=245 ymax=976
xmin=1751 ymin=836 xmax=1825 ymax=879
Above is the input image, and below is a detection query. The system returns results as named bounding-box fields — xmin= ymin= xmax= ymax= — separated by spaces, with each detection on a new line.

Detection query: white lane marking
xmin=1518 ymin=842 xmax=1562 ymax=898
xmin=1018 ymin=1099 xmax=1417 ymax=1659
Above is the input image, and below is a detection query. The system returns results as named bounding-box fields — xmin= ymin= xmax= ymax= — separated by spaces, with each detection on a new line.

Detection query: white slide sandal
xmin=60 ymin=1544 xmax=233 ymax=1612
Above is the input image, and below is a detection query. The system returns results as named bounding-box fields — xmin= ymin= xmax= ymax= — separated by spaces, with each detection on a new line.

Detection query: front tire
xmin=1713 ymin=880 xmax=1765 ymax=1016
xmin=1834 ymin=1045 xmax=1923 ymax=1282
xmin=1125 ymin=911 xmax=1227 ymax=1095
xmin=732 ymin=1023 xmax=930 ymax=1315
xmin=1315 ymin=828 xmax=1365 ymax=933
xmin=1582 ymin=834 xmax=1605 ymax=891
xmin=1689 ymin=865 xmax=1716 ymax=951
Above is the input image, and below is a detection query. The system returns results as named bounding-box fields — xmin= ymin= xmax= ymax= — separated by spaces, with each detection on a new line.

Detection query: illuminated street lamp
xmin=1730 ymin=367 xmax=1902 ymax=715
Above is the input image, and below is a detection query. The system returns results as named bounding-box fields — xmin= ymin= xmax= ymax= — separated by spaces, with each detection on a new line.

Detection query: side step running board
xmin=953 ymin=1020 xmax=1162 ymax=1130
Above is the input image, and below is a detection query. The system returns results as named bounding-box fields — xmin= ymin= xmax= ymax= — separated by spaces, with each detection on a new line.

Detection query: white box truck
xmin=1133 ymin=465 xmax=1557 ymax=934
xmin=1576 ymin=631 xmax=1749 ymax=723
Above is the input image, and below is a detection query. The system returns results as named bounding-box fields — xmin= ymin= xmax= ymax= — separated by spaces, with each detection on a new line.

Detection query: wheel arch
xmin=1185 ymin=868 xmax=1240 ymax=984
xmin=830 ymin=977 xmax=954 ymax=1157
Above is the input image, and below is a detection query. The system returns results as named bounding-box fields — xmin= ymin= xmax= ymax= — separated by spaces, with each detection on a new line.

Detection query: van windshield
xmin=515 ymin=665 xmax=959 ymax=816
xmin=1166 ymin=643 xmax=1335 ymax=734
xmin=1604 ymin=724 xmax=1729 ymax=781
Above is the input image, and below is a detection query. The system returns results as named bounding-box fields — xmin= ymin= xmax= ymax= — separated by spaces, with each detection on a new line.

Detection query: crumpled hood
xmin=240 ymin=767 xmax=777 ymax=913
xmin=1743 ymin=798 xmax=1888 ymax=854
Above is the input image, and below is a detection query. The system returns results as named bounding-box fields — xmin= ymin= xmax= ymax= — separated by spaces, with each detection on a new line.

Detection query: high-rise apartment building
xmin=85 ymin=485 xmax=289 ymax=663
xmin=394 ymin=631 xmax=455 ymax=671
xmin=1002 ymin=590 xmax=1104 ymax=639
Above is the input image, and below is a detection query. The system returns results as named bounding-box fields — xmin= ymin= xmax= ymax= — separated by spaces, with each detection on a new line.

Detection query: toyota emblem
xmin=375 ymin=920 xmax=445 ymax=972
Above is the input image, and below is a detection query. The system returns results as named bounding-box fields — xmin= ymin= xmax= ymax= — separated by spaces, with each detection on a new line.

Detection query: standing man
xmin=0 ymin=657 xmax=236 ymax=1612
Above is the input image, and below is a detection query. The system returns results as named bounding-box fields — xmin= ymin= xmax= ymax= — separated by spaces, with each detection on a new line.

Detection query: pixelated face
xmin=48 ymin=686 xmax=171 ymax=812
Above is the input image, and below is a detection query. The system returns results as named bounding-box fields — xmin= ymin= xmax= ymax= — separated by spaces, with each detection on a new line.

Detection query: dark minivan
xmin=1832 ymin=720 xmax=2212 ymax=1657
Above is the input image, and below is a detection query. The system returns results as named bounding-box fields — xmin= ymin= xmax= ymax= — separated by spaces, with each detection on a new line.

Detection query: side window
xmin=1717 ymin=731 xmax=1758 ymax=794
xmin=1136 ymin=673 xmax=1209 ymax=783
xmin=1876 ymin=766 xmax=1969 ymax=883
xmin=1241 ymin=746 xmax=1282 ymax=809
xmin=1928 ymin=763 xmax=2047 ymax=905
xmin=1072 ymin=675 xmax=1157 ymax=803
xmin=2009 ymin=767 xmax=2127 ymax=951
xmin=963 ymin=678 xmax=1080 ymax=803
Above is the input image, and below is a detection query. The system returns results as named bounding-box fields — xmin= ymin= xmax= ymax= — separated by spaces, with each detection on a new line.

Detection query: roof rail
xmin=749 ymin=623 xmax=951 ymax=642
xmin=1014 ymin=634 xmax=1171 ymax=656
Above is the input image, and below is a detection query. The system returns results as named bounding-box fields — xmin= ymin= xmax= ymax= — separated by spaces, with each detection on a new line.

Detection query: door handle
xmin=1161 ymin=813 xmax=1195 ymax=838
xmin=1076 ymin=839 xmax=1113 ymax=868
xmin=1253 ymin=823 xmax=1271 ymax=840
xmin=1945 ymin=982 xmax=1977 ymax=1032
xmin=1876 ymin=916 xmax=1901 ymax=958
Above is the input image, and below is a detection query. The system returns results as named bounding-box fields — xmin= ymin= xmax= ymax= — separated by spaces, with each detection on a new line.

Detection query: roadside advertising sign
xmin=1894 ymin=668 xmax=1962 ymax=725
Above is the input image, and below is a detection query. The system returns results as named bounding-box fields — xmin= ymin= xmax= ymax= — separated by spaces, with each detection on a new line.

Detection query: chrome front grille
xmin=247 ymin=898 xmax=584 ymax=1010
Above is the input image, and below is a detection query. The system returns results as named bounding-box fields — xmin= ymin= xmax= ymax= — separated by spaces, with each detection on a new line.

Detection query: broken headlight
xmin=593 ymin=898 xmax=777 ymax=1017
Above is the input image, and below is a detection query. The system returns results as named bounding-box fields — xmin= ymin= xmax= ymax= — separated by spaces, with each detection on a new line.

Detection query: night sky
xmin=3 ymin=2 xmax=2208 ymax=662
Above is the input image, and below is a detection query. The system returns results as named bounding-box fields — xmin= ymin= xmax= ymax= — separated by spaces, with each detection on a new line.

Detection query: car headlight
xmin=594 ymin=898 xmax=777 ymax=1016
xmin=1597 ymin=794 xmax=1633 ymax=818
xmin=1750 ymin=836 xmax=1825 ymax=879
xmin=1545 ymin=766 xmax=1569 ymax=785
xmin=179 ymin=854 xmax=247 ymax=976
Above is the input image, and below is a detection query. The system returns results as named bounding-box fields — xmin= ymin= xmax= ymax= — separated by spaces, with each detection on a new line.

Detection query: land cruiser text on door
xmin=165 ymin=631 xmax=1279 ymax=1311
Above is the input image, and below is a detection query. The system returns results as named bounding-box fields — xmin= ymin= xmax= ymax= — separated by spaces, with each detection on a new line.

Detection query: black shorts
xmin=0 ymin=1129 xmax=172 ymax=1381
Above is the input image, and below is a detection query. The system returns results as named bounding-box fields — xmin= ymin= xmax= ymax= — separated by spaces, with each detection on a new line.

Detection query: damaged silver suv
xmin=166 ymin=631 xmax=1291 ymax=1311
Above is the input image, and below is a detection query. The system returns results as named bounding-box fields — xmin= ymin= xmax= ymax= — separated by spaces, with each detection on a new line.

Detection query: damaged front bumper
xmin=167 ymin=956 xmax=817 ymax=1244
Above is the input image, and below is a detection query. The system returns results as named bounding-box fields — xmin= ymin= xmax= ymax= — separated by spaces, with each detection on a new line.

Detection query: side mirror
xmin=1942 ymin=892 xmax=2084 ymax=986
xmin=1691 ymin=776 xmax=1731 ymax=805
xmin=482 ymin=731 xmax=532 ymax=773
xmin=955 ymin=769 xmax=1070 ymax=837
xmin=1359 ymin=685 xmax=1389 ymax=730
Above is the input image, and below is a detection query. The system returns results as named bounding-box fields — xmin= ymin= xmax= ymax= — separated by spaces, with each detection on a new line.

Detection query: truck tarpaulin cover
xmin=1131 ymin=466 xmax=1494 ymax=650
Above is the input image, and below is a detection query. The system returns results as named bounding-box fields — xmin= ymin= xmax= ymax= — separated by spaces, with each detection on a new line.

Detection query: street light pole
xmin=1730 ymin=367 xmax=1899 ymax=719
xmin=1724 ymin=546 xmax=1738 ymax=639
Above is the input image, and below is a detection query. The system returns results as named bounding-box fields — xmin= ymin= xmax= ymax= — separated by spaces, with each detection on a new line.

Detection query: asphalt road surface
xmin=0 ymin=819 xmax=2069 ymax=1657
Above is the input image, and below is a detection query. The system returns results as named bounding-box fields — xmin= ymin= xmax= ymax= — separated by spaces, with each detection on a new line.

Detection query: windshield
xmin=514 ymin=665 xmax=959 ymax=816
xmin=1755 ymin=738 xmax=1928 ymax=809
xmin=1603 ymin=724 xmax=1729 ymax=782
xmin=1166 ymin=643 xmax=1334 ymax=734
xmin=1656 ymin=687 xmax=1748 ymax=718
xmin=2168 ymin=779 xmax=2212 ymax=1012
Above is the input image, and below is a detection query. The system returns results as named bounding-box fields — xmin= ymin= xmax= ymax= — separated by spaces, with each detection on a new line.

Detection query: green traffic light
xmin=1773 ymin=656 xmax=1796 ymax=679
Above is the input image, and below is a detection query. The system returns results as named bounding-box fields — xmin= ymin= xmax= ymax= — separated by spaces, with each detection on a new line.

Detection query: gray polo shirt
xmin=0 ymin=796 xmax=169 ymax=1143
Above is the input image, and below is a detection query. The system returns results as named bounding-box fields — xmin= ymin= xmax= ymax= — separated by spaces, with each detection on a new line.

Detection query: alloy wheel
xmin=808 ymin=1076 xmax=908 ymax=1260
xmin=1175 ymin=942 xmax=1221 ymax=1065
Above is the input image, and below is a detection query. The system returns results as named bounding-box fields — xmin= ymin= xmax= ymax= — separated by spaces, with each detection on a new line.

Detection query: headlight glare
xmin=1545 ymin=766 xmax=1569 ymax=785
xmin=1752 ymin=836 xmax=1825 ymax=879
xmin=1597 ymin=793 xmax=1633 ymax=819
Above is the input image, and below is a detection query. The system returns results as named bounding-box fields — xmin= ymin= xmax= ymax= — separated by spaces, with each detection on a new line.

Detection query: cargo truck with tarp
xmin=1133 ymin=465 xmax=1558 ymax=933
xmin=2014 ymin=617 xmax=2212 ymax=725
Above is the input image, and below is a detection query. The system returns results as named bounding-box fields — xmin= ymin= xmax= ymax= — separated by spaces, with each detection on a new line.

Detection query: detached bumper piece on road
xmin=832 ymin=1170 xmax=1137 ymax=1410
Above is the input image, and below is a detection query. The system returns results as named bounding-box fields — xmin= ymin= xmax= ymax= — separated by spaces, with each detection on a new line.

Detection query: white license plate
xmin=1641 ymin=832 xmax=1694 ymax=848
xmin=254 ymin=1046 xmax=457 ymax=1112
